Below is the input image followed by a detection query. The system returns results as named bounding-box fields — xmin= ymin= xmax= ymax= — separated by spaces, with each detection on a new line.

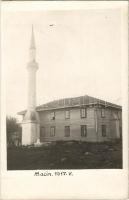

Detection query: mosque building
xmin=18 ymin=27 xmax=122 ymax=145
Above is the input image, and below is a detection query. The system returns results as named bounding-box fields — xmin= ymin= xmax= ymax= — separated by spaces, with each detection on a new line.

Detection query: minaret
xmin=22 ymin=26 xmax=40 ymax=145
xmin=27 ymin=25 xmax=38 ymax=110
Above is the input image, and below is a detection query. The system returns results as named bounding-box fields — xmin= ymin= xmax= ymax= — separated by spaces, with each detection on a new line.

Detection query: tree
xmin=6 ymin=116 xmax=22 ymax=145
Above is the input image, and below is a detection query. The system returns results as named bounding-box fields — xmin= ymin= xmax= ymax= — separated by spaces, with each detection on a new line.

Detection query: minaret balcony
xmin=27 ymin=61 xmax=39 ymax=71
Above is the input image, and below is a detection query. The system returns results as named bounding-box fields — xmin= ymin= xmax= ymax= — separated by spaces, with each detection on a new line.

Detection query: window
xmin=81 ymin=125 xmax=87 ymax=137
xmin=50 ymin=126 xmax=55 ymax=137
xmin=65 ymin=110 xmax=70 ymax=119
xmin=117 ymin=111 xmax=121 ymax=120
xmin=40 ymin=127 xmax=45 ymax=142
xmin=40 ymin=127 xmax=45 ymax=137
xmin=50 ymin=112 xmax=55 ymax=120
xmin=80 ymin=108 xmax=87 ymax=118
xmin=65 ymin=126 xmax=70 ymax=137
xmin=101 ymin=109 xmax=105 ymax=117
xmin=119 ymin=126 xmax=122 ymax=139
xmin=102 ymin=125 xmax=106 ymax=137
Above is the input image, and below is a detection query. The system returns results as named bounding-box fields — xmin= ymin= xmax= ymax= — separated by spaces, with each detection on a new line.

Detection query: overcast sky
xmin=2 ymin=3 xmax=124 ymax=119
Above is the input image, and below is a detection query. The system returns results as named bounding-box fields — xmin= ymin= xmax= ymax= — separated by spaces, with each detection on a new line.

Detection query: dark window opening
xmin=50 ymin=126 xmax=55 ymax=137
xmin=101 ymin=109 xmax=105 ymax=118
xmin=81 ymin=125 xmax=87 ymax=137
xmin=50 ymin=112 xmax=55 ymax=120
xmin=102 ymin=125 xmax=106 ymax=137
xmin=80 ymin=108 xmax=87 ymax=118
xmin=65 ymin=110 xmax=70 ymax=119
xmin=40 ymin=127 xmax=45 ymax=142
xmin=65 ymin=126 xmax=70 ymax=137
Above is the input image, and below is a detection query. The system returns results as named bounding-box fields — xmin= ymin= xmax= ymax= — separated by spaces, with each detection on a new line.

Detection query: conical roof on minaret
xmin=30 ymin=25 xmax=36 ymax=49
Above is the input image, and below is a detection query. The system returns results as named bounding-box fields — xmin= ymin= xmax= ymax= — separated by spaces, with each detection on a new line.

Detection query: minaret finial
xmin=29 ymin=25 xmax=37 ymax=62
xmin=30 ymin=24 xmax=36 ymax=49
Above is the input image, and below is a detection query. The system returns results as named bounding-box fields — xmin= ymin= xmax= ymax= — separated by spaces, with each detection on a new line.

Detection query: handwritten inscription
xmin=34 ymin=171 xmax=73 ymax=176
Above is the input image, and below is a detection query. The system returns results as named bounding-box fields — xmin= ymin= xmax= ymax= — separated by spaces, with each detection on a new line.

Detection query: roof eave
xmin=18 ymin=102 xmax=122 ymax=116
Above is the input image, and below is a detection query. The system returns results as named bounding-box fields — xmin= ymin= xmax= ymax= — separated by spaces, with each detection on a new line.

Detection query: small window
xmin=80 ymin=108 xmax=87 ymax=118
xmin=117 ymin=111 xmax=121 ymax=120
xmin=119 ymin=126 xmax=122 ymax=139
xmin=102 ymin=125 xmax=106 ymax=137
xmin=50 ymin=112 xmax=55 ymax=120
xmin=40 ymin=127 xmax=45 ymax=142
xmin=40 ymin=127 xmax=45 ymax=137
xmin=101 ymin=109 xmax=105 ymax=118
xmin=65 ymin=110 xmax=70 ymax=119
xmin=50 ymin=126 xmax=55 ymax=137
xmin=65 ymin=126 xmax=70 ymax=137
xmin=81 ymin=125 xmax=87 ymax=137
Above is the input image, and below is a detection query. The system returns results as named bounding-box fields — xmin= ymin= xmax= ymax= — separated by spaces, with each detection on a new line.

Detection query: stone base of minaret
xmin=22 ymin=110 xmax=40 ymax=145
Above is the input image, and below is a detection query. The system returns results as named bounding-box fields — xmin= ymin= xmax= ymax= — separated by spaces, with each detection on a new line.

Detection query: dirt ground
xmin=7 ymin=140 xmax=122 ymax=170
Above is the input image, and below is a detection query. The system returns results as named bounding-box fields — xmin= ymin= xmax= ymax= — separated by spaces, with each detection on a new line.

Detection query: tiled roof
xmin=18 ymin=95 xmax=122 ymax=115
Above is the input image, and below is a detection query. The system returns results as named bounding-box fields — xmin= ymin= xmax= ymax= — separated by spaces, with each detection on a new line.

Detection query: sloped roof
xmin=18 ymin=95 xmax=122 ymax=115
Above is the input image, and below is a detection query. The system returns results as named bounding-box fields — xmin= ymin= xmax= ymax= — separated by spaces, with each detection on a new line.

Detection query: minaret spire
xmin=27 ymin=25 xmax=38 ymax=109
xmin=30 ymin=25 xmax=36 ymax=49
xmin=29 ymin=25 xmax=36 ymax=62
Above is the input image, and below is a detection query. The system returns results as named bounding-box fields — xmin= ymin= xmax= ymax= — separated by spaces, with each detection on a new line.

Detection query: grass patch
xmin=7 ymin=140 xmax=122 ymax=170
